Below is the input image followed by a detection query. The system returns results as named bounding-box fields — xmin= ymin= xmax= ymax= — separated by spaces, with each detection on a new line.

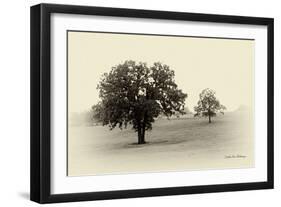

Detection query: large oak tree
xmin=93 ymin=60 xmax=187 ymax=144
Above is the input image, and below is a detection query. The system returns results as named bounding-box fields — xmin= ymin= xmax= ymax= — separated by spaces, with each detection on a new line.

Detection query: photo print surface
xmin=67 ymin=31 xmax=254 ymax=176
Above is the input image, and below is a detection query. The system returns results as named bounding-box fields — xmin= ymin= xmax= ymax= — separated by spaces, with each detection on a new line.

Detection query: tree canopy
xmin=194 ymin=88 xmax=226 ymax=123
xmin=92 ymin=60 xmax=187 ymax=144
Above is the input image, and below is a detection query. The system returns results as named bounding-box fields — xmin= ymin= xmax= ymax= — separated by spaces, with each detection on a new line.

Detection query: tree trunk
xmin=137 ymin=124 xmax=145 ymax=144
xmin=141 ymin=111 xmax=147 ymax=144
xmin=141 ymin=125 xmax=146 ymax=144
xmin=137 ymin=112 xmax=147 ymax=144
xmin=208 ymin=109 xmax=212 ymax=123
xmin=137 ymin=125 xmax=142 ymax=144
xmin=138 ymin=130 xmax=145 ymax=144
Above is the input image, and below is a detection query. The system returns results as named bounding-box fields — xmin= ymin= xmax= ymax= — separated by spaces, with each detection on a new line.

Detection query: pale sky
xmin=68 ymin=31 xmax=254 ymax=113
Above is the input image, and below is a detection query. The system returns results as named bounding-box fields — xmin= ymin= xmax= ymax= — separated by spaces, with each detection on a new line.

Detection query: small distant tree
xmin=194 ymin=88 xmax=226 ymax=123
xmin=93 ymin=60 xmax=187 ymax=144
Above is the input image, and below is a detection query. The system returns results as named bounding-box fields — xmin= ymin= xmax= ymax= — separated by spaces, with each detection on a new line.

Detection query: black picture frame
xmin=30 ymin=3 xmax=274 ymax=204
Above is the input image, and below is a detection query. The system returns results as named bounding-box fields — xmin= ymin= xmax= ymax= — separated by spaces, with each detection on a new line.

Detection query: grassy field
xmin=68 ymin=112 xmax=254 ymax=176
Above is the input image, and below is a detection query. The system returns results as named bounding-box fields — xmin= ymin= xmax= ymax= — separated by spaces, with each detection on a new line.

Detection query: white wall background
xmin=0 ymin=0 xmax=279 ymax=206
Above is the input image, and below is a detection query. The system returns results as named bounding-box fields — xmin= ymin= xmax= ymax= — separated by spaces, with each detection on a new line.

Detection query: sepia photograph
xmin=67 ymin=31 xmax=254 ymax=177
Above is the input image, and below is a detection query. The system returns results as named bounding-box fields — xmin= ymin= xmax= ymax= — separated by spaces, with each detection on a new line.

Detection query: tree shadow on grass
xmin=119 ymin=139 xmax=187 ymax=149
